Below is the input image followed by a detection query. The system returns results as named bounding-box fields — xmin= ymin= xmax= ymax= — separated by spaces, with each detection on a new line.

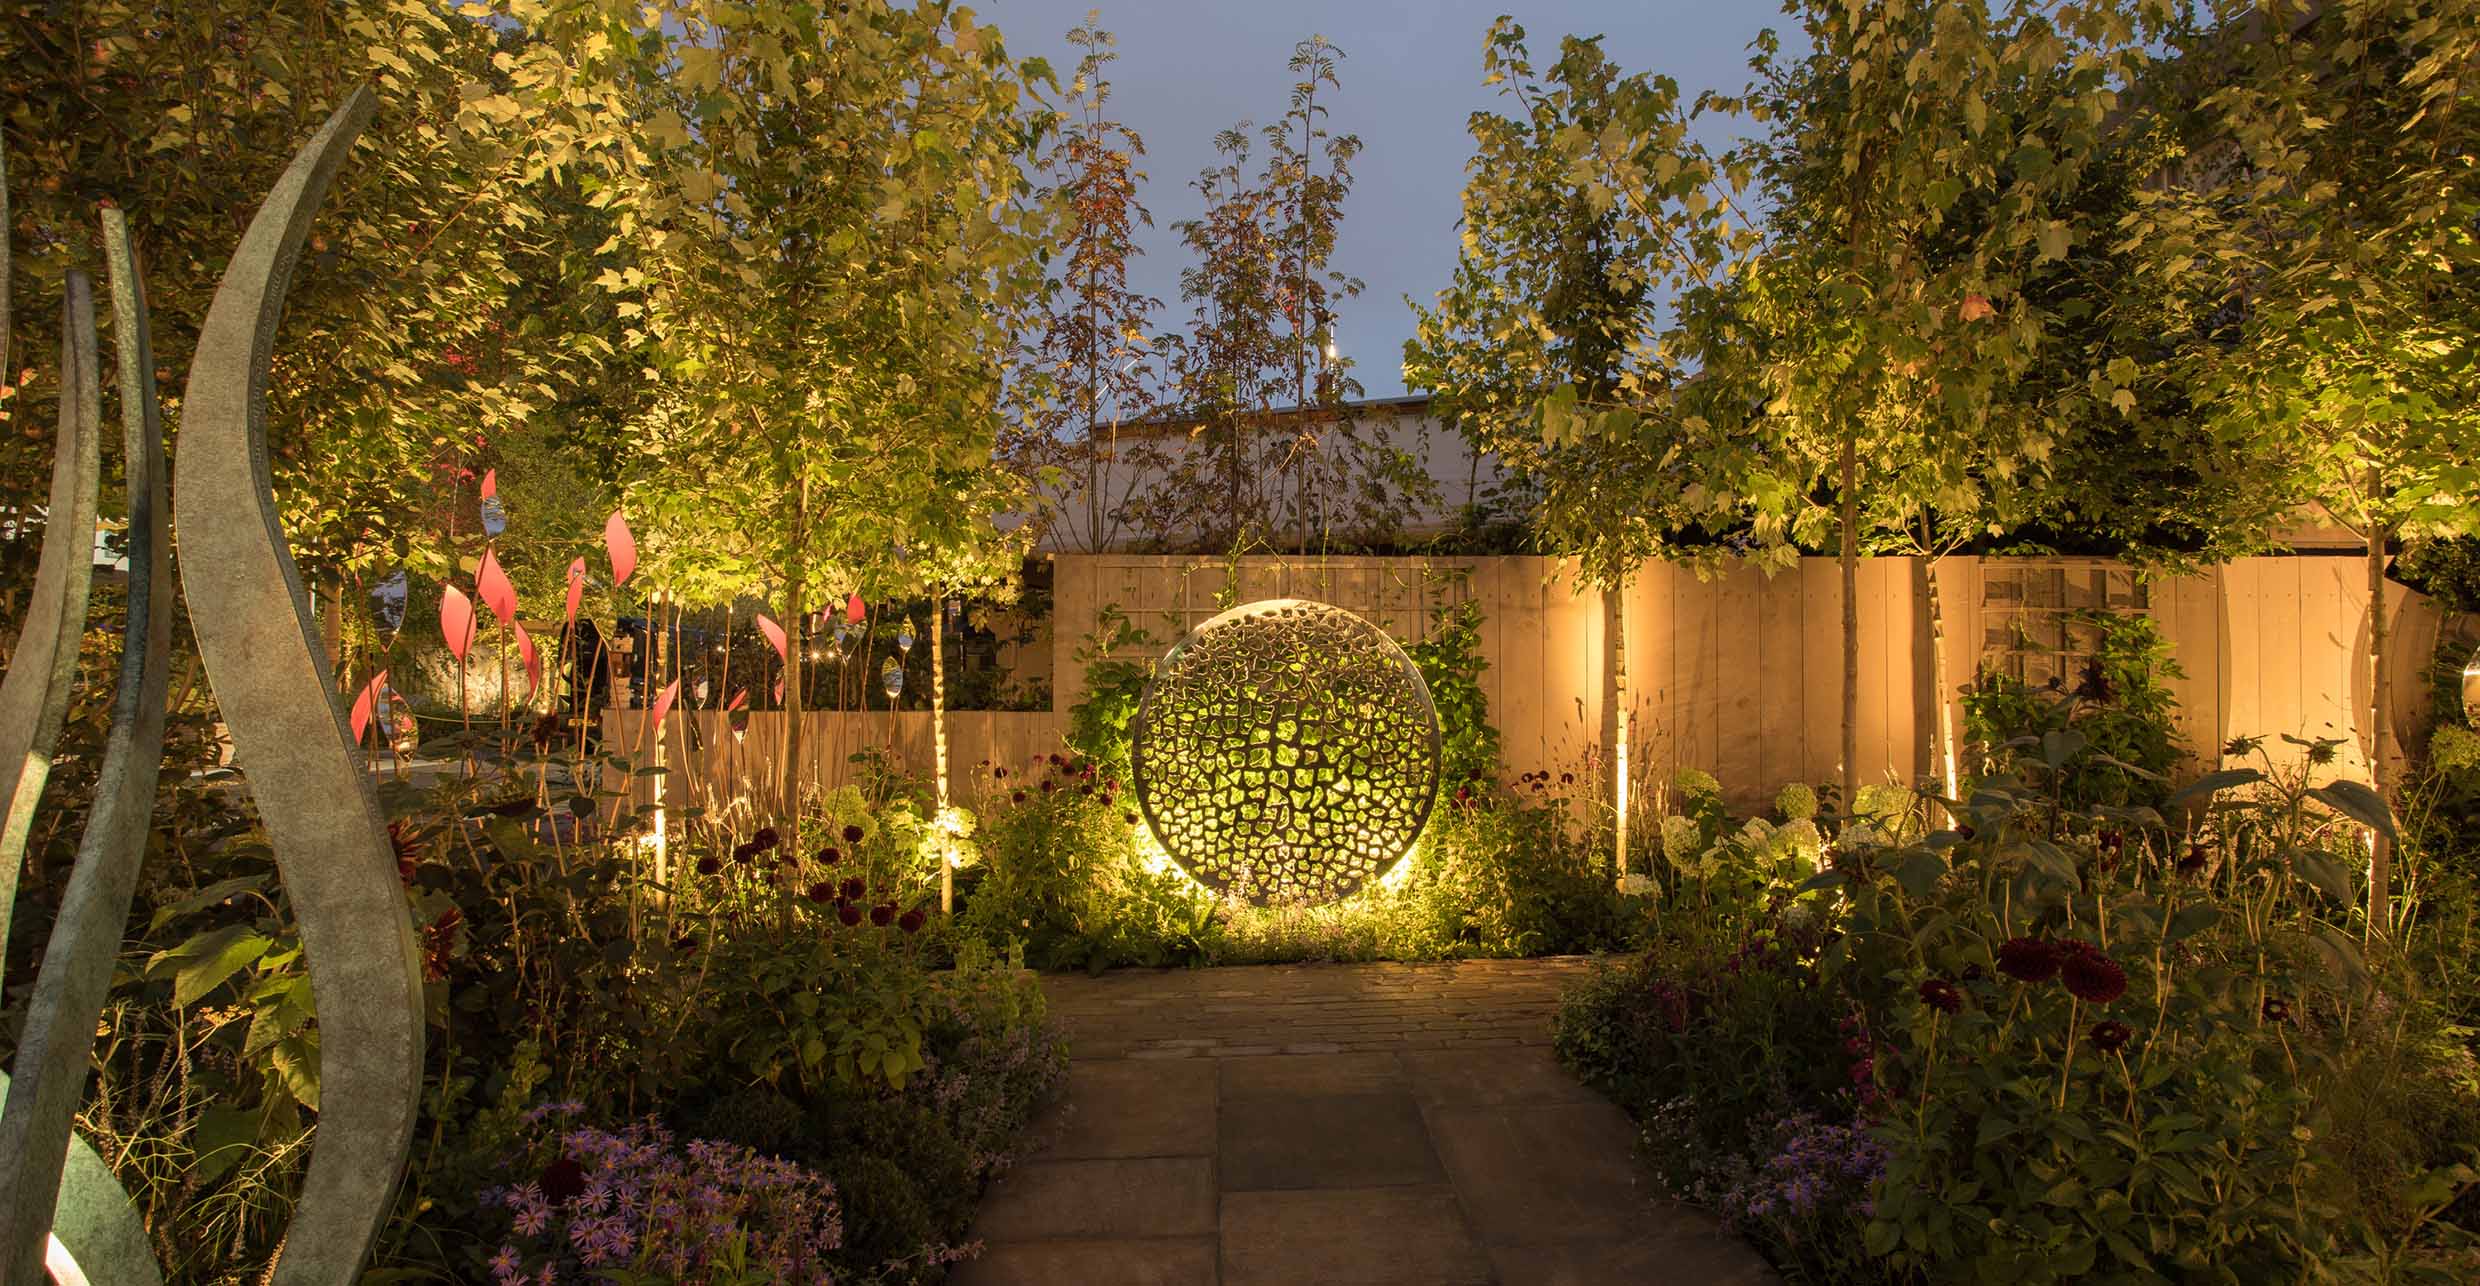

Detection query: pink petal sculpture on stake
xmin=604 ymin=510 xmax=636 ymax=586
xmin=649 ymin=676 xmax=681 ymax=731
xmin=479 ymin=468 xmax=496 ymax=500
xmin=439 ymin=586 xmax=477 ymax=663
xmin=726 ymin=689 xmax=748 ymax=712
xmin=756 ymin=614 xmax=787 ymax=663
xmin=514 ymin=623 xmax=541 ymax=697
xmin=349 ymin=670 xmax=389 ymax=746
xmin=846 ymin=592 xmax=865 ymax=623
xmin=476 ymin=548 xmax=517 ymax=629
xmin=564 ymin=558 xmax=586 ymax=626
xmin=756 ymin=614 xmax=789 ymax=704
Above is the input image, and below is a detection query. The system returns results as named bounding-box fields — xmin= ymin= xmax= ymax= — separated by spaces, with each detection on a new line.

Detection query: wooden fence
xmin=609 ymin=553 xmax=2470 ymax=815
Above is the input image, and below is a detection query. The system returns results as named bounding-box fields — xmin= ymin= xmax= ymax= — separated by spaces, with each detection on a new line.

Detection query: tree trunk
xmin=783 ymin=476 xmax=811 ymax=826
xmin=2366 ymin=492 xmax=2393 ymax=938
xmin=322 ymin=576 xmax=346 ymax=691
xmin=1840 ymin=431 xmax=1859 ymax=809
xmin=783 ymin=578 xmax=806 ymax=824
xmin=1927 ymin=554 xmax=1957 ymax=811
xmin=934 ymin=600 xmax=952 ymax=914
xmin=1611 ymin=575 xmax=1630 ymax=886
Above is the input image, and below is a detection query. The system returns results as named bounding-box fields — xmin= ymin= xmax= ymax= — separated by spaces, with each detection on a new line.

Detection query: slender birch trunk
xmin=2365 ymin=472 xmax=2394 ymax=938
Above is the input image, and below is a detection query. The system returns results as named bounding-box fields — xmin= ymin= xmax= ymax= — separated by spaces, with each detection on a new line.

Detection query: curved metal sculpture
xmin=173 ymin=87 xmax=427 ymax=1285
xmin=1130 ymin=599 xmax=1442 ymax=905
xmin=0 ymin=213 xmax=173 ymax=1286
xmin=0 ymin=91 xmax=424 ymax=1285
xmin=0 ymin=275 xmax=100 ymax=972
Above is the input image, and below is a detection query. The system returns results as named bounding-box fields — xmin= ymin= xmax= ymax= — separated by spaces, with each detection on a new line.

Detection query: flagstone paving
xmin=955 ymin=958 xmax=1776 ymax=1286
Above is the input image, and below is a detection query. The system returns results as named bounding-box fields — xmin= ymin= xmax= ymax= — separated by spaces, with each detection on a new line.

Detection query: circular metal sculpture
xmin=1131 ymin=599 xmax=1441 ymax=905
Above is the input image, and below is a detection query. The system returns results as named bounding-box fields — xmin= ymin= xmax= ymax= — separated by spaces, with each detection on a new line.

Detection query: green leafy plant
xmin=1063 ymin=604 xmax=1155 ymax=784
xmin=1961 ymin=610 xmax=2186 ymax=812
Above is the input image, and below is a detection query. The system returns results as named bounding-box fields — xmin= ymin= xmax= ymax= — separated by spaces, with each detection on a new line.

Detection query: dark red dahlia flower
xmin=1996 ymin=937 xmax=2061 ymax=983
xmin=2089 ymin=1020 xmax=2133 ymax=1053
xmin=539 ymin=1156 xmax=588 ymax=1205
xmin=2060 ymin=951 xmax=2128 ymax=1005
xmin=1918 ymin=978 xmax=1964 ymax=1014
xmin=870 ymin=902 xmax=896 ymax=927
xmin=897 ymin=908 xmax=926 ymax=934
xmin=814 ymin=845 xmax=841 ymax=866
xmin=805 ymin=881 xmax=833 ymax=903
xmin=837 ymin=902 xmax=862 ymax=927
xmin=840 ymin=876 xmax=865 ymax=902
xmin=694 ymin=855 xmax=722 ymax=877
xmin=387 ymin=820 xmax=423 ymax=882
xmin=842 ymin=823 xmax=864 ymax=844
xmin=750 ymin=826 xmax=780 ymax=851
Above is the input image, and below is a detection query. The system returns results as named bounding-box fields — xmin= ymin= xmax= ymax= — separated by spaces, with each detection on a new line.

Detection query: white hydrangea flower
xmin=1774 ymin=818 xmax=1824 ymax=865
xmin=1853 ymin=782 xmax=1911 ymax=825
xmin=1618 ymin=873 xmax=1659 ymax=898
xmin=1660 ymin=814 xmax=1701 ymax=861
xmin=1674 ymin=766 xmax=1722 ymax=799
xmin=1840 ymin=820 xmax=1881 ymax=848
xmin=1775 ymin=781 xmax=1819 ymax=822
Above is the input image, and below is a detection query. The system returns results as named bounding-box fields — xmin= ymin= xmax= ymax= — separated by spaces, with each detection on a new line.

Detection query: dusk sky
xmin=988 ymin=1 xmax=1800 ymax=398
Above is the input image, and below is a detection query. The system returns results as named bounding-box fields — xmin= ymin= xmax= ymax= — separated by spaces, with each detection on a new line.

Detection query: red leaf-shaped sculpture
xmin=440 ymin=585 xmax=477 ymax=663
xmin=846 ymin=592 xmax=865 ymax=623
xmin=349 ymin=669 xmax=389 ymax=745
xmin=649 ymin=676 xmax=681 ymax=732
xmin=514 ymin=622 xmax=541 ymax=696
xmin=479 ymin=468 xmax=497 ymax=500
xmin=726 ymin=689 xmax=748 ymax=712
xmin=604 ymin=510 xmax=636 ymax=586
xmin=564 ymin=557 xmax=586 ymax=627
xmin=756 ymin=614 xmax=787 ymax=662
xmin=476 ymin=548 xmax=517 ymax=629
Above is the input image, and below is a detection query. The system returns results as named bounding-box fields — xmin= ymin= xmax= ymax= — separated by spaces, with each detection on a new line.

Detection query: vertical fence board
xmin=1755 ymin=565 xmax=1806 ymax=797
xmin=1714 ymin=563 xmax=1765 ymax=806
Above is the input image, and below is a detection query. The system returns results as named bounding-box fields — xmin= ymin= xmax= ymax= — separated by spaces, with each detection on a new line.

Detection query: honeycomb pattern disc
xmin=1130 ymin=599 xmax=1441 ymax=905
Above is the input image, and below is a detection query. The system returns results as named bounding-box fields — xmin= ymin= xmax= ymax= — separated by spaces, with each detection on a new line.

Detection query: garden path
xmin=954 ymin=958 xmax=1775 ymax=1286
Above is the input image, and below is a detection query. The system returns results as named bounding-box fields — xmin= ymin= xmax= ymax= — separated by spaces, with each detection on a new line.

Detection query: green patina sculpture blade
xmin=0 ymin=208 xmax=174 ymax=1286
xmin=0 ymin=1071 xmax=159 ymax=1286
xmin=172 ymin=86 xmax=426 ymax=1286
xmin=0 ymin=271 xmax=100 ymax=969
xmin=1 ymin=136 xmax=12 ymax=397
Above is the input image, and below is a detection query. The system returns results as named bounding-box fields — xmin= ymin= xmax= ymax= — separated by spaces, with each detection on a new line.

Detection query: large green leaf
xmin=1893 ymin=850 xmax=1949 ymax=900
xmin=2284 ymin=845 xmax=2357 ymax=906
xmin=2166 ymin=768 xmax=2264 ymax=808
xmin=189 ymin=1106 xmax=262 ymax=1187
xmin=2306 ymin=780 xmax=2397 ymax=841
xmin=243 ymin=975 xmax=318 ymax=1059
xmin=270 ymin=1031 xmax=323 ymax=1113
xmin=147 ymin=924 xmax=273 ymax=1008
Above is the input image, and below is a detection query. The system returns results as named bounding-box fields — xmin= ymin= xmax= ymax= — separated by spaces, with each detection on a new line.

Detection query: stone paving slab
xmin=955 ymin=958 xmax=1774 ymax=1285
